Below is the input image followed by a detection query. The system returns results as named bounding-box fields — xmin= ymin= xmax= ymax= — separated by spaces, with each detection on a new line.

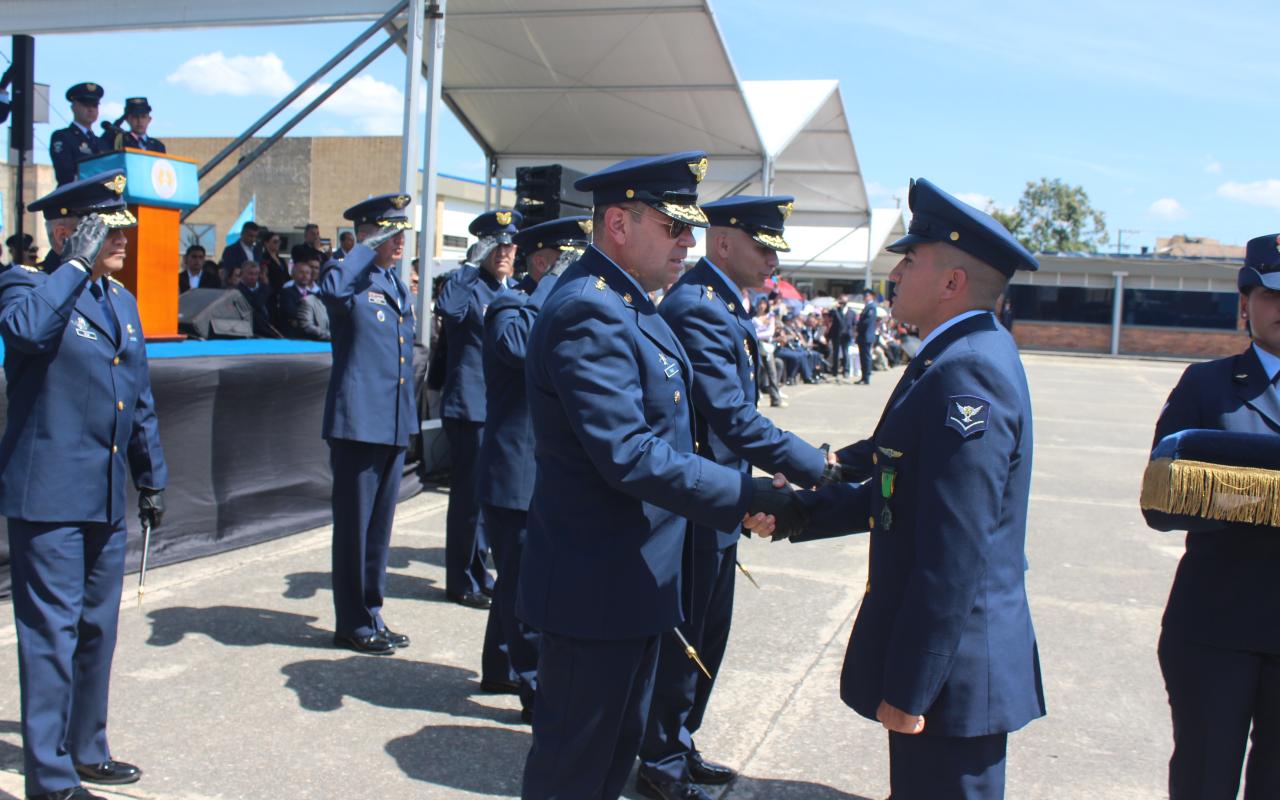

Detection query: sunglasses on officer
xmin=626 ymin=205 xmax=692 ymax=240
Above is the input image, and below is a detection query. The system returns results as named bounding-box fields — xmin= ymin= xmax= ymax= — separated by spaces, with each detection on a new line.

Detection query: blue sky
xmin=12 ymin=0 xmax=1279 ymax=249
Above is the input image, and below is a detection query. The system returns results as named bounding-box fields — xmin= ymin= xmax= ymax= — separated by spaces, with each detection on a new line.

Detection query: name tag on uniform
xmin=368 ymin=292 xmax=388 ymax=306
xmin=74 ymin=315 xmax=98 ymax=341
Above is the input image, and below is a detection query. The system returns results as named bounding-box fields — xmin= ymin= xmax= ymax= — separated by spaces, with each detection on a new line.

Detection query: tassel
xmin=1141 ymin=458 xmax=1280 ymax=527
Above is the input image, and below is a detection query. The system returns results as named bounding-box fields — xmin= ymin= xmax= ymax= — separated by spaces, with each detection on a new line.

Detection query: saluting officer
xmin=476 ymin=215 xmax=591 ymax=720
xmin=1 ymin=170 xmax=167 ymax=800
xmin=317 ymin=194 xmax=417 ymax=656
xmin=436 ymin=210 xmax=519 ymax=609
xmin=107 ymin=97 xmax=165 ymax=154
xmin=517 ymin=152 xmax=792 ymax=800
xmin=638 ymin=196 xmax=832 ymax=799
xmin=1144 ymin=234 xmax=1280 ymax=798
xmin=50 ymin=83 xmax=110 ymax=186
xmin=756 ymin=178 xmax=1046 ymax=799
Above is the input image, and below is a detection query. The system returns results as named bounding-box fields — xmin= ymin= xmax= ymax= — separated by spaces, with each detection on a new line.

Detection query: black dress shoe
xmin=687 ymin=750 xmax=737 ymax=785
xmin=479 ymin=678 xmax=520 ymax=695
xmin=635 ymin=772 xmax=713 ymax=800
xmin=333 ymin=632 xmax=396 ymax=655
xmin=378 ymin=627 xmax=410 ymax=648
xmin=29 ymin=788 xmax=106 ymax=800
xmin=74 ymin=759 xmax=142 ymax=785
xmin=447 ymin=591 xmax=492 ymax=609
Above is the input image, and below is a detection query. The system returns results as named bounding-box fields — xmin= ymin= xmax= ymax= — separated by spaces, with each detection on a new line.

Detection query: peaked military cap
xmin=513 ymin=216 xmax=591 ymax=253
xmin=1240 ymin=233 xmax=1280 ymax=292
xmin=65 ymin=82 xmax=104 ymax=104
xmin=344 ymin=193 xmax=413 ymax=230
xmin=28 ymin=169 xmax=136 ymax=229
xmin=5 ymin=233 xmax=33 ymax=250
xmin=702 ymin=194 xmax=795 ymax=252
xmin=574 ymin=151 xmax=711 ymax=228
xmin=124 ymin=97 xmax=152 ymax=115
xmin=469 ymin=209 xmax=522 ymax=244
xmin=887 ymin=178 xmax=1039 ymax=276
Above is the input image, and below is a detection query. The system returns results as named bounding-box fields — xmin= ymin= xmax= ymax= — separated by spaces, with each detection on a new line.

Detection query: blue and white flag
xmin=225 ymin=195 xmax=256 ymax=246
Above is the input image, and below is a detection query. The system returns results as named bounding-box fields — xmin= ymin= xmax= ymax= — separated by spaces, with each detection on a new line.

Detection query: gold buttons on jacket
xmin=112 ymin=357 xmax=120 ymax=366
xmin=116 ymin=401 xmax=124 ymax=411
xmin=400 ymin=356 xmax=405 ymax=364
xmin=399 ymin=336 xmax=405 ymax=344
xmin=868 ymin=515 xmax=875 ymax=529
xmin=399 ymin=377 xmax=405 ymax=385
xmin=111 ymin=445 xmax=118 ymax=454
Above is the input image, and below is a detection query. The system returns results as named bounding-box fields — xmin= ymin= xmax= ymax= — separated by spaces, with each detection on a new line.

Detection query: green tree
xmin=990 ymin=178 xmax=1108 ymax=253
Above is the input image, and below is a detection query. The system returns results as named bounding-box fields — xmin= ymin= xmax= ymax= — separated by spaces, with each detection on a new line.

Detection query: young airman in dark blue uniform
xmin=104 ymin=97 xmax=165 ymax=154
xmin=639 ymin=196 xmax=830 ymax=799
xmin=436 ymin=210 xmax=520 ymax=611
xmin=1 ymin=170 xmax=167 ymax=800
xmin=759 ymin=178 xmax=1046 ymax=800
xmin=854 ymin=289 xmax=878 ymax=384
xmin=317 ymin=193 xmax=417 ymax=656
xmin=1144 ymin=234 xmax=1280 ymax=799
xmin=476 ymin=215 xmax=591 ymax=720
xmin=49 ymin=83 xmax=110 ymax=186
xmin=516 ymin=152 xmax=792 ymax=800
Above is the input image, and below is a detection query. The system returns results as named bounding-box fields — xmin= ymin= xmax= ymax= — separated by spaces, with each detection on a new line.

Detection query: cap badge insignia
xmin=104 ymin=174 xmax=127 ymax=195
xmin=1275 ymin=234 xmax=1280 ymax=253
xmin=578 ymin=219 xmax=593 ymax=235
xmin=778 ymin=202 xmax=794 ymax=221
xmin=390 ymin=195 xmax=409 ymax=209
xmin=688 ymin=157 xmax=709 ymax=183
xmin=86 ymin=83 xmax=97 ymax=92
xmin=495 ymin=211 xmax=512 ymax=226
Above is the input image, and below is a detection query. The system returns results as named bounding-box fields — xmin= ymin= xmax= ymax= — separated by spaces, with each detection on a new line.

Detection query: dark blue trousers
xmin=8 ymin=519 xmax=127 ymax=796
xmin=483 ymin=504 xmax=540 ymax=708
xmin=888 ymin=730 xmax=1007 ymax=799
xmin=1159 ymin=629 xmax=1280 ymax=800
xmin=328 ymin=439 xmax=405 ymax=637
xmin=522 ymin=632 xmax=661 ymax=800
xmin=442 ymin=418 xmax=492 ymax=597
xmin=857 ymin=341 xmax=873 ymax=382
xmin=639 ymin=543 xmax=737 ymax=781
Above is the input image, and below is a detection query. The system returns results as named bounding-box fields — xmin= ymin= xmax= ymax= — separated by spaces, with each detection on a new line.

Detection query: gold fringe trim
xmin=1140 ymin=458 xmax=1280 ymax=527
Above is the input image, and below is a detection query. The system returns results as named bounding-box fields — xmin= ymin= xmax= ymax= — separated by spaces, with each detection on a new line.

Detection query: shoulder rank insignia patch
xmin=946 ymin=395 xmax=990 ymax=438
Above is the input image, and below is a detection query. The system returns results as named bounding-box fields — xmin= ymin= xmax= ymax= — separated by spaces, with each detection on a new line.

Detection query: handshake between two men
xmin=739 ymin=450 xmax=858 ymax=541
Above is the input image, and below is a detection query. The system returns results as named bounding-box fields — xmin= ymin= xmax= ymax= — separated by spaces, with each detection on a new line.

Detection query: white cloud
xmin=166 ymin=52 xmax=295 ymax=97
xmin=100 ymin=100 xmax=124 ymax=122
xmin=955 ymin=192 xmax=994 ymax=211
xmin=296 ymin=75 xmax=406 ymax=135
xmin=1147 ymin=197 xmax=1188 ymax=220
xmin=1203 ymin=158 xmax=1222 ymax=175
xmin=1217 ymin=179 xmax=1280 ymax=211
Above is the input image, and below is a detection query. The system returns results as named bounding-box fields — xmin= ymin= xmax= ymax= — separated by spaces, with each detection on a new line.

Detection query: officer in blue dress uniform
xmin=1144 ymin=233 xmax=1280 ymax=799
xmin=638 ymin=195 xmax=831 ymax=799
xmin=0 ymin=170 xmax=167 ymax=800
xmin=105 ymin=97 xmax=165 ymax=154
xmin=436 ymin=210 xmax=519 ymax=610
xmin=855 ymin=289 xmax=878 ymax=384
xmin=517 ymin=152 xmax=792 ymax=800
xmin=316 ymin=193 xmax=417 ymax=656
xmin=476 ymin=215 xmax=591 ymax=720
xmin=50 ymin=83 xmax=110 ymax=186
xmin=755 ymin=178 xmax=1046 ymax=800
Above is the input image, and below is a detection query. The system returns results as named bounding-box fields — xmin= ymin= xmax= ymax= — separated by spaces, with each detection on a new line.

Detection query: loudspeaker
xmin=178 ymin=289 xmax=254 ymax=339
xmin=515 ymin=164 xmax=592 ymax=227
xmin=8 ymin=36 xmax=34 ymax=152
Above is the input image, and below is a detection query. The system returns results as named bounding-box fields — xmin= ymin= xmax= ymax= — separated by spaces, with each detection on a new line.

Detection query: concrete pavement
xmin=0 ymin=353 xmax=1192 ymax=799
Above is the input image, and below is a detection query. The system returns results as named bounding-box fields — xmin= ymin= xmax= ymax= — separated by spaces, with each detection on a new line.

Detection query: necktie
xmin=89 ymin=281 xmax=118 ymax=340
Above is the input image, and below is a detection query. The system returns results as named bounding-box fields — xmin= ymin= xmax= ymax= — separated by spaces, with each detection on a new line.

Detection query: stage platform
xmin=0 ymin=337 xmax=432 ymax=596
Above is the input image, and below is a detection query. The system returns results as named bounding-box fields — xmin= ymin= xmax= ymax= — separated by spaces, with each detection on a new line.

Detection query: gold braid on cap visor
xmin=656 ymin=201 xmax=709 ymax=227
xmin=376 ymin=219 xmax=414 ymax=230
xmin=97 ymin=209 xmax=138 ymax=229
xmin=753 ymin=230 xmax=790 ymax=252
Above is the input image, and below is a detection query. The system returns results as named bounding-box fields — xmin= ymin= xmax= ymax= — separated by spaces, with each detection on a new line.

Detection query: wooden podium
xmin=79 ymin=149 xmax=200 ymax=340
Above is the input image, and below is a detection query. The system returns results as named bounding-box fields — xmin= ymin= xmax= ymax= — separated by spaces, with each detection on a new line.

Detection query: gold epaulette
xmin=1140 ymin=458 xmax=1280 ymax=527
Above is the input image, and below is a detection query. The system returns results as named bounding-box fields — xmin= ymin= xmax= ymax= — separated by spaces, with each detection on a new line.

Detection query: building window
xmin=442 ymin=234 xmax=468 ymax=249
xmin=1123 ymin=289 xmax=1238 ymax=330
xmin=1007 ymin=286 xmax=1114 ymax=324
xmin=181 ymin=223 xmax=217 ymax=257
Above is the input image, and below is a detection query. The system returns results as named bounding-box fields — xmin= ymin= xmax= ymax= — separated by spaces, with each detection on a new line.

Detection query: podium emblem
xmin=151 ymin=159 xmax=179 ymax=200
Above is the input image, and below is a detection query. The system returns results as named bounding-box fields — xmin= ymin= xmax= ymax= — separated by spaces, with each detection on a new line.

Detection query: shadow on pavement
xmin=386 ymin=724 xmax=529 ymax=796
xmin=282 ymin=570 xmax=441 ymax=603
xmin=386 ymin=545 xmax=447 ymax=570
xmin=145 ymin=605 xmax=334 ymax=649
xmin=722 ymin=777 xmax=875 ymax=799
xmin=282 ymin=656 xmax=505 ymax=723
xmin=0 ymin=719 xmax=21 ymax=772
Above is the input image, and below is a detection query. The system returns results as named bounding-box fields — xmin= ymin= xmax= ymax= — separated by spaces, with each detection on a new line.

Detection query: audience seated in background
xmin=220 ymin=221 xmax=260 ymax=275
xmin=334 ymin=230 xmax=356 ymax=261
xmin=237 ymin=261 xmax=277 ymax=337
xmin=260 ymin=230 xmax=288 ymax=293
xmin=223 ymin=264 xmax=243 ymax=289
xmin=179 ymin=244 xmax=222 ymax=292
xmin=300 ymin=223 xmax=330 ymax=264
xmin=295 ymin=279 xmax=330 ymax=341
xmin=278 ymin=246 xmax=318 ymax=336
